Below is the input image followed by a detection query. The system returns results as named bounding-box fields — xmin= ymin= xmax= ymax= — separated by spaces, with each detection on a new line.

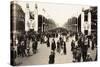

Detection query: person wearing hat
xmin=71 ymin=40 xmax=75 ymax=51
xmin=48 ymin=51 xmax=55 ymax=64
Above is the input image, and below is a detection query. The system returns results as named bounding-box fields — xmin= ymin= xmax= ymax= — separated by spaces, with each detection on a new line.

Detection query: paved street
xmin=15 ymin=36 xmax=96 ymax=66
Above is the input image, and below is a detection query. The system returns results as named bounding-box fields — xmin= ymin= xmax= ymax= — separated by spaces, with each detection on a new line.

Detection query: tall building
xmin=81 ymin=8 xmax=91 ymax=35
xmin=38 ymin=15 xmax=45 ymax=33
xmin=10 ymin=1 xmax=25 ymax=43
xmin=91 ymin=7 xmax=97 ymax=36
xmin=78 ymin=7 xmax=97 ymax=36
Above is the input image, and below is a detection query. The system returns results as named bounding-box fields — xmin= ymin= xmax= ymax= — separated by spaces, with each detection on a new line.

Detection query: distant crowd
xmin=11 ymin=31 xmax=97 ymax=65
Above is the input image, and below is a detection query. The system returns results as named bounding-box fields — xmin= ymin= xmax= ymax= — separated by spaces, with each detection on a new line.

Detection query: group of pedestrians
xmin=11 ymin=33 xmax=39 ymax=66
xmin=48 ymin=36 xmax=67 ymax=64
xmin=49 ymin=37 xmax=67 ymax=55
xmin=56 ymin=37 xmax=67 ymax=55
xmin=11 ymin=31 xmax=97 ymax=65
xmin=71 ymin=33 xmax=96 ymax=62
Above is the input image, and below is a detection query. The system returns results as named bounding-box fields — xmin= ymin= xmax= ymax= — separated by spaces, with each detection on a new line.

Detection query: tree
xmin=38 ymin=14 xmax=57 ymax=32
xmin=63 ymin=17 xmax=77 ymax=32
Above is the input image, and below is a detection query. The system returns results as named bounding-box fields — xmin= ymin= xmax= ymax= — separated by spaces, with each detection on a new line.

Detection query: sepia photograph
xmin=10 ymin=1 xmax=97 ymax=66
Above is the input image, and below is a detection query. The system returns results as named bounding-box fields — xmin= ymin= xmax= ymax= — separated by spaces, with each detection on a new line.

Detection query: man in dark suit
xmin=51 ymin=39 xmax=56 ymax=51
xmin=49 ymin=51 xmax=55 ymax=64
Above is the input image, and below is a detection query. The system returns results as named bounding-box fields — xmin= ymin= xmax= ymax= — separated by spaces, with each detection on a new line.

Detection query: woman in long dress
xmin=47 ymin=37 xmax=50 ymax=47
xmin=63 ymin=41 xmax=67 ymax=55
xmin=57 ymin=40 xmax=60 ymax=53
xmin=51 ymin=39 xmax=56 ymax=51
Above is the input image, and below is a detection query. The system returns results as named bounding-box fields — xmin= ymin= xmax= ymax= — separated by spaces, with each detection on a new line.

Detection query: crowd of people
xmin=48 ymin=35 xmax=67 ymax=64
xmin=71 ymin=32 xmax=97 ymax=62
xmin=11 ymin=31 xmax=97 ymax=65
xmin=11 ymin=32 xmax=39 ymax=66
xmin=48 ymin=32 xmax=97 ymax=64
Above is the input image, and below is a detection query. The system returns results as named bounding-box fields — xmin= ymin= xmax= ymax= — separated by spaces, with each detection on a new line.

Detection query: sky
xmin=16 ymin=1 xmax=90 ymax=27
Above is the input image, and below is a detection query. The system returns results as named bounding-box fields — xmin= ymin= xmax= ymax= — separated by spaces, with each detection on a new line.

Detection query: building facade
xmin=10 ymin=1 xmax=25 ymax=44
xmin=81 ymin=8 xmax=91 ymax=35
xmin=78 ymin=7 xmax=97 ymax=36
xmin=25 ymin=3 xmax=38 ymax=32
